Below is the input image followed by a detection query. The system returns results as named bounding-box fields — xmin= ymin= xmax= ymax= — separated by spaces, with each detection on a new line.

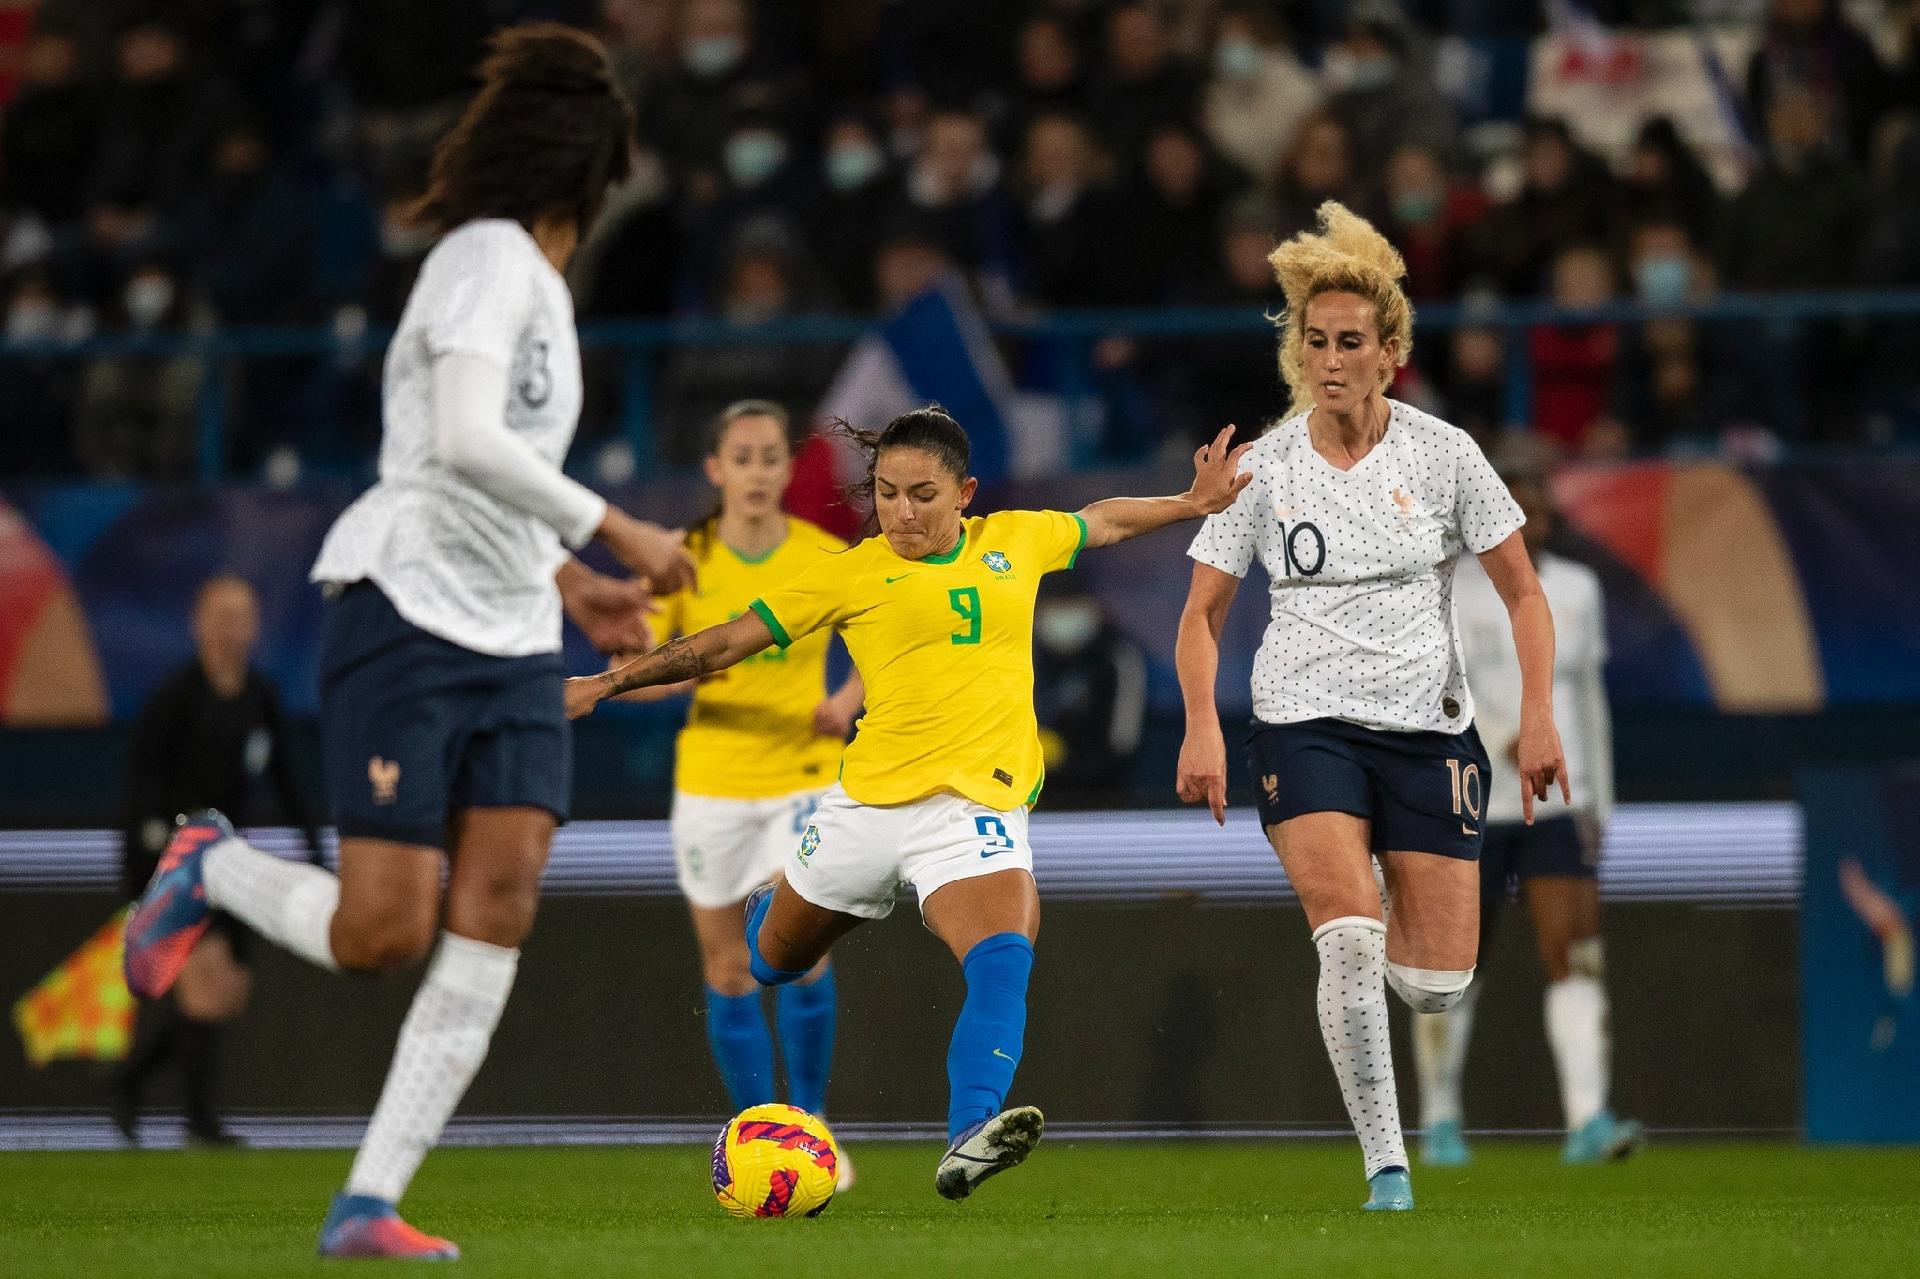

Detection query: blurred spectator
xmin=1 ymin=31 xmax=101 ymax=226
xmin=1529 ymin=245 xmax=1619 ymax=453
xmin=1202 ymin=2 xmax=1320 ymax=184
xmin=1746 ymin=0 xmax=1889 ymax=165
xmin=1617 ymin=117 xmax=1720 ymax=252
xmin=888 ymin=109 xmax=1017 ymax=305
xmin=1033 ymin=581 xmax=1147 ymax=805
xmin=1270 ymin=110 xmax=1363 ymax=239
xmin=363 ymin=192 xmax=434 ymax=324
xmin=1089 ymin=2 xmax=1202 ymax=171
xmin=1436 ymin=322 xmax=1509 ymax=446
xmin=1473 ymin=117 xmax=1618 ymax=295
xmin=0 ymin=269 xmax=82 ymax=475
xmin=660 ymin=224 xmax=833 ymax=459
xmin=74 ymin=260 xmax=204 ymax=478
xmin=578 ymin=146 xmax=683 ymax=320
xmin=1382 ymin=142 xmax=1487 ymax=301
xmin=807 ymin=113 xmax=895 ymax=310
xmin=998 ymin=12 xmax=1088 ymax=152
xmin=88 ymin=21 xmax=235 ymax=221
xmin=1721 ymin=84 xmax=1865 ymax=290
xmin=1321 ymin=0 xmax=1456 ymax=170
xmin=1016 ymin=113 xmax=1117 ymax=307
xmin=1612 ymin=219 xmax=1744 ymax=451
xmin=600 ymin=0 xmax=678 ymax=103
xmin=652 ymin=0 xmax=804 ymax=186
xmin=1109 ymin=121 xmax=1240 ymax=306
xmin=1160 ymin=196 xmax=1287 ymax=442
xmin=189 ymin=124 xmax=316 ymax=325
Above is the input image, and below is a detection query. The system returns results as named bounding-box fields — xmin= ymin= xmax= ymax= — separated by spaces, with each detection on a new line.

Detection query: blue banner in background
xmin=8 ymin=457 xmax=1920 ymax=721
xmin=1800 ymin=765 xmax=1920 ymax=1142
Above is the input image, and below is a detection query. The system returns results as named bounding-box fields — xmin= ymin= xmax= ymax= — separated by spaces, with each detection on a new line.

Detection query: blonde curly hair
xmin=1268 ymin=200 xmax=1414 ymax=419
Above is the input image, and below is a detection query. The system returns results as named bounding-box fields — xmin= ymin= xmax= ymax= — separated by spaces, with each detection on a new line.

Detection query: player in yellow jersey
xmin=570 ymin=405 xmax=1251 ymax=1200
xmin=620 ymin=401 xmax=861 ymax=1164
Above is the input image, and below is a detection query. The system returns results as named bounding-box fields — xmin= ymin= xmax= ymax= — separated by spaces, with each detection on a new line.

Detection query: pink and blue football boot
xmin=318 ymin=1194 xmax=459 ymax=1260
xmin=123 ymin=810 xmax=232 ymax=999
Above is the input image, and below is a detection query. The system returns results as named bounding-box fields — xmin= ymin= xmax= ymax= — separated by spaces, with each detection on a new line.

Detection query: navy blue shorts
xmin=319 ymin=581 xmax=570 ymax=848
xmin=1480 ymin=816 xmax=1595 ymax=894
xmin=1245 ymin=718 xmax=1492 ymax=860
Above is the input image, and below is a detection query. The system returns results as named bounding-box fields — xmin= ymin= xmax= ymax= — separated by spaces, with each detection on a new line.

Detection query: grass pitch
xmin=1 ymin=1140 xmax=1913 ymax=1278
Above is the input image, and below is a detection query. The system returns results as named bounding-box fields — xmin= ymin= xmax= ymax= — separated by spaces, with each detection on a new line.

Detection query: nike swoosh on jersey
xmin=884 ymin=574 xmax=914 ymax=584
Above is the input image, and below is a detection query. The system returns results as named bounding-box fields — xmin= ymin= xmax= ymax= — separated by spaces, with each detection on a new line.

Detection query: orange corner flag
xmin=12 ymin=907 xmax=135 ymax=1067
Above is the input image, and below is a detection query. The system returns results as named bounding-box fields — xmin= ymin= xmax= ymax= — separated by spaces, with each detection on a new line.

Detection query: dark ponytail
xmin=833 ymin=405 xmax=971 ymax=510
xmin=688 ymin=399 xmax=795 ymax=557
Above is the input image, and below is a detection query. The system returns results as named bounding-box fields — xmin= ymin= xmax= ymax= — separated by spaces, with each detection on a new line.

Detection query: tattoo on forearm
xmin=611 ymin=634 xmax=705 ymax=694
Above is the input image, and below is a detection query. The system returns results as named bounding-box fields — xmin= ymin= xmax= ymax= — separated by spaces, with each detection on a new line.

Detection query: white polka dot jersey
xmin=1186 ymin=400 xmax=1523 ymax=734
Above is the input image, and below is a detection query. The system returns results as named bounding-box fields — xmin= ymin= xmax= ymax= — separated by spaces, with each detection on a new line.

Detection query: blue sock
xmin=704 ymin=988 xmax=776 ymax=1110
xmin=946 ymin=933 xmax=1034 ymax=1144
xmin=776 ymin=966 xmax=837 ymax=1116
xmin=746 ymin=890 xmax=809 ymax=987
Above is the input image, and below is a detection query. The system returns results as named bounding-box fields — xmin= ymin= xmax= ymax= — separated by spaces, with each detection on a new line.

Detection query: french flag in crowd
xmin=787 ymin=277 xmax=1056 ymax=539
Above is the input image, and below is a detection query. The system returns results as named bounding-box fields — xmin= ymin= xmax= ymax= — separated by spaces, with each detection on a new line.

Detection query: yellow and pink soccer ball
xmin=711 ymin=1104 xmax=841 ymax=1219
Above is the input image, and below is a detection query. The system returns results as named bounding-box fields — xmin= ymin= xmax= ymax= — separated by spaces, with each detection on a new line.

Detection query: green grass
xmin=1 ymin=1140 xmax=1915 ymax=1278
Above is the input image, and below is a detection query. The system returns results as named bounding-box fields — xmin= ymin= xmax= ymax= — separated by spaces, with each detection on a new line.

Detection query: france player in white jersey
xmin=1174 ymin=203 xmax=1571 ymax=1211
xmin=123 ymin=26 xmax=693 ymax=1258
xmin=1414 ymin=460 xmax=1643 ymax=1167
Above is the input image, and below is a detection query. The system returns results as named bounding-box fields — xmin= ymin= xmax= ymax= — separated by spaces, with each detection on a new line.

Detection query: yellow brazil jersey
xmin=654 ymin=517 xmax=848 ymax=799
xmin=748 ymin=509 xmax=1087 ymax=810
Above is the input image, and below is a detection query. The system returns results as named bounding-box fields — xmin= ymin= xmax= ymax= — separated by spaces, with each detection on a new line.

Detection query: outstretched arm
xmin=1077 ymin=427 xmax=1253 ymax=550
xmin=1477 ymin=532 xmax=1568 ymax=822
xmin=566 ymin=612 xmax=776 ymax=719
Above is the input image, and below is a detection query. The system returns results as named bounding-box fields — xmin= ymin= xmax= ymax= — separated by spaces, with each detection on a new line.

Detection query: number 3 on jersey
xmin=949 ymin=586 xmax=982 ymax=644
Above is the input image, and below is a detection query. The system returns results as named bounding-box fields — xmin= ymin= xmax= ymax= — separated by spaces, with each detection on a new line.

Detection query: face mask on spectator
xmin=1634 ymin=254 xmax=1691 ymax=307
xmin=684 ymin=35 xmax=743 ymax=77
xmin=1392 ymin=190 xmax=1440 ymax=225
xmin=1214 ymin=38 xmax=1264 ymax=81
xmin=125 ymin=277 xmax=174 ymax=328
xmin=826 ymin=142 xmax=884 ymax=192
xmin=725 ymin=131 xmax=788 ymax=187
xmin=1323 ymin=47 xmax=1396 ymax=93
xmin=1036 ymin=601 xmax=1102 ymax=653
xmin=5 ymin=301 xmax=57 ymax=342
xmin=628 ymin=149 xmax=671 ymax=204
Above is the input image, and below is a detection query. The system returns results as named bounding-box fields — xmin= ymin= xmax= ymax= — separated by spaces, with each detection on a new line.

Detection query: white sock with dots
xmin=1413 ymin=981 xmax=1481 ymax=1128
xmin=345 ymin=932 xmax=519 ymax=1204
xmin=1312 ymin=916 xmax=1406 ymax=1178
xmin=202 ymin=839 xmax=340 ymax=971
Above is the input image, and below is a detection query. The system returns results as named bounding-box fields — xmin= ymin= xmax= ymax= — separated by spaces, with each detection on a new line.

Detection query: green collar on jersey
xmin=920 ymin=526 xmax=968 ymax=565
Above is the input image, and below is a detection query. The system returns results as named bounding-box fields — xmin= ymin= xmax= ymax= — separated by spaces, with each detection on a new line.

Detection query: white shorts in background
xmin=671 ymin=789 xmax=826 ymax=908
xmin=787 ymin=784 xmax=1034 ymax=920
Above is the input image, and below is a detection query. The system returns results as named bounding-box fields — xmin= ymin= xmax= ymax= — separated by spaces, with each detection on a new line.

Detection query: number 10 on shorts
xmin=1445 ymin=757 xmax=1483 ymax=820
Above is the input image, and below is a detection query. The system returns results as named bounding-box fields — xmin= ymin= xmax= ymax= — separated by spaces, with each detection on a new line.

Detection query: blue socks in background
xmin=704 ymin=988 xmax=775 ymax=1110
xmin=776 ymin=970 xmax=837 ymax=1116
xmin=946 ymin=932 xmax=1034 ymax=1143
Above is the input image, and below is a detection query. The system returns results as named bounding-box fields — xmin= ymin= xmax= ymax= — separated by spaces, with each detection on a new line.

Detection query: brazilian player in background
xmin=613 ymin=399 xmax=861 ymax=1185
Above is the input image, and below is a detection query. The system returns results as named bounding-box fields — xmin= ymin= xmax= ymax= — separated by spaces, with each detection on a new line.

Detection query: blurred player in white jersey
xmin=123 ymin=25 xmax=692 ymax=1258
xmin=1175 ymin=203 xmax=1571 ymax=1211
xmin=1413 ymin=459 xmax=1643 ymax=1166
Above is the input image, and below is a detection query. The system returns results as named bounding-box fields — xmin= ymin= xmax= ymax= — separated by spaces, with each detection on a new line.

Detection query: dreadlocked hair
xmin=408 ymin=23 xmax=633 ymax=241
xmin=687 ymin=399 xmax=794 ymax=557
xmin=1269 ymin=200 xmax=1414 ymax=419
xmin=832 ymin=405 xmax=971 ymax=517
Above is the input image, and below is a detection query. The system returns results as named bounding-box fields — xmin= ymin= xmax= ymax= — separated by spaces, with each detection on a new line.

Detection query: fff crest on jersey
xmin=981 ymin=550 xmax=1013 ymax=574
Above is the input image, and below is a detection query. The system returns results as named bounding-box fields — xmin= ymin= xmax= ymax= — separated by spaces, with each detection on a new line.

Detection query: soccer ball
xmin=711 ymin=1104 xmax=840 ymax=1219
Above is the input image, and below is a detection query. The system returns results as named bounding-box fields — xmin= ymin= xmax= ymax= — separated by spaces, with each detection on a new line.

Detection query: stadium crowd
xmin=5 ymin=0 xmax=1920 ymax=475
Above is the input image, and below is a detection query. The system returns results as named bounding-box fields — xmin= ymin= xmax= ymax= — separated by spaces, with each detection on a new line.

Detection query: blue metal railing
xmin=3 ymin=289 xmax=1914 ymax=484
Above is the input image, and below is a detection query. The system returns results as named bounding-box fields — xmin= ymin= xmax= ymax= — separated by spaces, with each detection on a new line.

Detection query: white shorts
xmin=787 ymin=784 xmax=1034 ymax=920
xmin=671 ymin=789 xmax=826 ymax=908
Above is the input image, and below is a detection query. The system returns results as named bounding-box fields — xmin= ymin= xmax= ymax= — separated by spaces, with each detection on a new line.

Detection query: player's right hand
xmin=564 ymin=673 xmax=610 ymax=720
xmin=597 ymin=508 xmax=697 ymax=594
xmin=1176 ymin=726 xmax=1229 ymax=825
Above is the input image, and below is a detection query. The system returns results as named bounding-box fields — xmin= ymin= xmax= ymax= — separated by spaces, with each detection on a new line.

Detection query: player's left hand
xmin=1515 ymin=711 xmax=1571 ymax=824
xmin=560 ymin=566 xmax=653 ymax=654
xmin=564 ymin=673 xmax=612 ymax=720
xmin=1186 ymin=426 xmax=1255 ymax=515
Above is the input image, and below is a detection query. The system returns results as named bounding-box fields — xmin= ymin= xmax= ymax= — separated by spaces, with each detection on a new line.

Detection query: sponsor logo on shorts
xmin=368 ymin=757 xmax=400 ymax=806
xmin=1261 ymin=773 xmax=1279 ymax=804
xmin=796 ymin=823 xmax=820 ymax=866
